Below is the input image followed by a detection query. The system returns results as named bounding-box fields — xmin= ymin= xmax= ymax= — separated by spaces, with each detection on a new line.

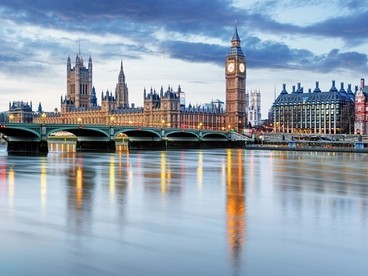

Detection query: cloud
xmin=160 ymin=41 xmax=226 ymax=65
xmin=312 ymin=49 xmax=368 ymax=73
xmin=0 ymin=0 xmax=367 ymax=78
xmin=0 ymin=0 xmax=240 ymax=38
xmin=304 ymin=12 xmax=368 ymax=43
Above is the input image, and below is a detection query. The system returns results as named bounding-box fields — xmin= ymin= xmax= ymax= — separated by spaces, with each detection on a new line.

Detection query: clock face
xmin=239 ymin=63 xmax=245 ymax=73
xmin=227 ymin=62 xmax=234 ymax=73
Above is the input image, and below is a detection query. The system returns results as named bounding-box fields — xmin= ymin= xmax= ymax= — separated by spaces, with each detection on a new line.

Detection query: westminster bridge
xmin=0 ymin=123 xmax=249 ymax=153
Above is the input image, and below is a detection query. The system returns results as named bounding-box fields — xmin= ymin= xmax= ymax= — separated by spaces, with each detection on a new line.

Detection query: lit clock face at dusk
xmin=239 ymin=63 xmax=245 ymax=73
xmin=227 ymin=63 xmax=234 ymax=73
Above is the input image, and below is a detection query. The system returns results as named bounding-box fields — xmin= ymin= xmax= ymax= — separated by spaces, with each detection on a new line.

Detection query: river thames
xmin=0 ymin=147 xmax=367 ymax=275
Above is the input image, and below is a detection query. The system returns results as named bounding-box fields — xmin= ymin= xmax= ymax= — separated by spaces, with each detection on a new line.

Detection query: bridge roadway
xmin=0 ymin=123 xmax=248 ymax=153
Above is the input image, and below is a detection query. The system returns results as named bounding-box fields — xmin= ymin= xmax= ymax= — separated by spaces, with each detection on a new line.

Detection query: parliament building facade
xmin=34 ymin=27 xmax=247 ymax=132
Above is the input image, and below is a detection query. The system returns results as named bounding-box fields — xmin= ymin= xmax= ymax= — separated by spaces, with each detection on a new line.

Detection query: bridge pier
xmin=128 ymin=140 xmax=164 ymax=150
xmin=7 ymin=141 xmax=48 ymax=154
xmin=76 ymin=141 xmax=116 ymax=152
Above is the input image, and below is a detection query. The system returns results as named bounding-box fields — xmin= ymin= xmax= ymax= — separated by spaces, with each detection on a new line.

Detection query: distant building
xmin=354 ymin=78 xmax=368 ymax=134
xmin=245 ymin=89 xmax=261 ymax=127
xmin=62 ymin=54 xmax=93 ymax=110
xmin=115 ymin=60 xmax=129 ymax=108
xmin=225 ymin=26 xmax=247 ymax=131
xmin=272 ymin=81 xmax=355 ymax=134
xmin=34 ymin=27 xmax=247 ymax=131
xmin=8 ymin=101 xmax=33 ymax=123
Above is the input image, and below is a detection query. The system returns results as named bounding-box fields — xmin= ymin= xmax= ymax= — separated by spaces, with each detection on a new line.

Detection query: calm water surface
xmin=0 ymin=147 xmax=367 ymax=275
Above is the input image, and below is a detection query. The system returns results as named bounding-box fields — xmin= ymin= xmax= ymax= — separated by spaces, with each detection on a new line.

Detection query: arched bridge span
xmin=0 ymin=123 xmax=244 ymax=153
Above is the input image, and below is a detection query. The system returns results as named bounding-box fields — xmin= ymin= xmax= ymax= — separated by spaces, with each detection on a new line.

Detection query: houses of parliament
xmin=29 ymin=27 xmax=249 ymax=131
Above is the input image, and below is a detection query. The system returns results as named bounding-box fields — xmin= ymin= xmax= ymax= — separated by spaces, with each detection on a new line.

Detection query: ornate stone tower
xmin=66 ymin=54 xmax=93 ymax=108
xmin=115 ymin=60 xmax=129 ymax=108
xmin=225 ymin=26 xmax=246 ymax=131
xmin=246 ymin=89 xmax=261 ymax=127
xmin=355 ymin=78 xmax=367 ymax=134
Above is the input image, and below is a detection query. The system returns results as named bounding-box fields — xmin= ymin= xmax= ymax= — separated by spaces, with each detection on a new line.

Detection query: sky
xmin=0 ymin=0 xmax=368 ymax=119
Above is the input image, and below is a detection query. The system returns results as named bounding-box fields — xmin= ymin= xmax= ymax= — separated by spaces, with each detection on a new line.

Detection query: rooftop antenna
xmin=78 ymin=39 xmax=81 ymax=57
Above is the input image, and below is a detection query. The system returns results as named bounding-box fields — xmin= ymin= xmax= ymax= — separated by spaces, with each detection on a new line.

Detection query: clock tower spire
xmin=225 ymin=25 xmax=246 ymax=132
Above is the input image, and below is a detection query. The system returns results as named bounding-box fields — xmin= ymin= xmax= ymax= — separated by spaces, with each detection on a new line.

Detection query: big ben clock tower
xmin=225 ymin=26 xmax=246 ymax=131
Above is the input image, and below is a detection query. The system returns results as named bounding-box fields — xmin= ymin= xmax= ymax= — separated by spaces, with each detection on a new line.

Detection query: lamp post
xmin=41 ymin=113 xmax=47 ymax=124
xmin=110 ymin=116 xmax=115 ymax=126
xmin=9 ymin=114 xmax=14 ymax=123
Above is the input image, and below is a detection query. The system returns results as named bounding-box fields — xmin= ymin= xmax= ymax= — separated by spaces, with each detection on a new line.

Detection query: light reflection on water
xmin=0 ymin=148 xmax=367 ymax=275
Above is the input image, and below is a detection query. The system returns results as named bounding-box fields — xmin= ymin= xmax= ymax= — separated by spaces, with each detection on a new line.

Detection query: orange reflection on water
xmin=160 ymin=152 xmax=171 ymax=193
xmin=40 ymin=161 xmax=47 ymax=209
xmin=76 ymin=165 xmax=83 ymax=209
xmin=7 ymin=167 xmax=15 ymax=208
xmin=226 ymin=149 xmax=246 ymax=265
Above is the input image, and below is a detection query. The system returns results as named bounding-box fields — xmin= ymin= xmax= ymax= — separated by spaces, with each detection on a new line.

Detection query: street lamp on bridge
xmin=9 ymin=114 xmax=14 ymax=123
xmin=110 ymin=116 xmax=115 ymax=126
xmin=41 ymin=113 xmax=47 ymax=124
xmin=77 ymin=117 xmax=82 ymax=128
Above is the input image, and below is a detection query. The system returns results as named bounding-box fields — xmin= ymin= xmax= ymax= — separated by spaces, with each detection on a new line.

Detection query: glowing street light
xmin=41 ymin=112 xmax=47 ymax=124
xmin=9 ymin=114 xmax=14 ymax=123
xmin=110 ymin=116 xmax=115 ymax=125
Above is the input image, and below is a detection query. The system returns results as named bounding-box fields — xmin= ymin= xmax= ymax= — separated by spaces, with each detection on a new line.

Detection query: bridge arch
xmin=202 ymin=132 xmax=229 ymax=140
xmin=117 ymin=129 xmax=161 ymax=141
xmin=165 ymin=130 xmax=200 ymax=140
xmin=0 ymin=125 xmax=41 ymax=140
xmin=46 ymin=126 xmax=110 ymax=140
